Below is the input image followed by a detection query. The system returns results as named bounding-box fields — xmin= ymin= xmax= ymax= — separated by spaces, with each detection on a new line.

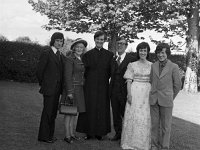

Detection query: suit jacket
xmin=36 ymin=47 xmax=65 ymax=96
xmin=109 ymin=53 xmax=135 ymax=98
xmin=149 ymin=60 xmax=182 ymax=107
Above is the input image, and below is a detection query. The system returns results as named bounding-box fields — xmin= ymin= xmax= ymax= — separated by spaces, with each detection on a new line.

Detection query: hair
xmin=94 ymin=30 xmax=107 ymax=40
xmin=72 ymin=43 xmax=87 ymax=54
xmin=50 ymin=32 xmax=64 ymax=46
xmin=136 ymin=42 xmax=150 ymax=60
xmin=155 ymin=43 xmax=171 ymax=56
xmin=116 ymin=36 xmax=128 ymax=45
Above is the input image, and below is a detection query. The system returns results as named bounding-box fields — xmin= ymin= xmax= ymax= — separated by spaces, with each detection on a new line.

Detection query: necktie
xmin=117 ymin=56 xmax=121 ymax=65
xmin=159 ymin=61 xmax=166 ymax=75
xmin=56 ymin=51 xmax=60 ymax=61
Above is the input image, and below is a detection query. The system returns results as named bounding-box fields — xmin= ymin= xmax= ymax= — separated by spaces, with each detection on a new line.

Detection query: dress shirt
xmin=51 ymin=46 xmax=58 ymax=54
xmin=116 ymin=52 xmax=126 ymax=63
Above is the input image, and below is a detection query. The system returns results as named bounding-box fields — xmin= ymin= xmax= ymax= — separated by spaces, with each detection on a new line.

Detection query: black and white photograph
xmin=0 ymin=0 xmax=200 ymax=150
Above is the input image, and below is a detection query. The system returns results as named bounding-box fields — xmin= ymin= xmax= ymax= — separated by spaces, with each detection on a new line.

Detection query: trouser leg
xmin=150 ymin=102 xmax=160 ymax=149
xmin=160 ymin=106 xmax=173 ymax=149
xmin=111 ymin=95 xmax=121 ymax=136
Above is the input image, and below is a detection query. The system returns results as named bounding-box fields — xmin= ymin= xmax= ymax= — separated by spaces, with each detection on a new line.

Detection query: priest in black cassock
xmin=76 ymin=31 xmax=114 ymax=140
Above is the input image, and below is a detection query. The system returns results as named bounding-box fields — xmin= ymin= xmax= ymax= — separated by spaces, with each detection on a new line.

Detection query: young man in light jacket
xmin=149 ymin=43 xmax=182 ymax=150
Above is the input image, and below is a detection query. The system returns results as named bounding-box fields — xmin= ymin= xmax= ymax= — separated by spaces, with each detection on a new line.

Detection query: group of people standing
xmin=36 ymin=31 xmax=182 ymax=150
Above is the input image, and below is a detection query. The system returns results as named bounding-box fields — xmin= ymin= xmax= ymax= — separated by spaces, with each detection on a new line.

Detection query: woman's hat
xmin=70 ymin=38 xmax=87 ymax=50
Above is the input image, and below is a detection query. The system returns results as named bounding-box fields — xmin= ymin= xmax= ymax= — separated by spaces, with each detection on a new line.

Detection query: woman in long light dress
xmin=121 ymin=42 xmax=152 ymax=150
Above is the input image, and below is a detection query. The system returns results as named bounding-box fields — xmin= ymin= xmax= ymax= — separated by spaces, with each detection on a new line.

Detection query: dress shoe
xmin=110 ymin=134 xmax=121 ymax=141
xmin=71 ymin=136 xmax=81 ymax=141
xmin=161 ymin=147 xmax=169 ymax=150
xmin=151 ymin=146 xmax=159 ymax=150
xmin=95 ymin=135 xmax=103 ymax=140
xmin=38 ymin=139 xmax=54 ymax=143
xmin=51 ymin=137 xmax=57 ymax=142
xmin=84 ymin=135 xmax=92 ymax=140
xmin=64 ymin=137 xmax=73 ymax=144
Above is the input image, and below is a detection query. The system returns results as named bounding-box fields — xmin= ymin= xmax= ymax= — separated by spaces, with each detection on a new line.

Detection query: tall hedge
xmin=0 ymin=41 xmax=198 ymax=84
xmin=0 ymin=41 xmax=48 ymax=82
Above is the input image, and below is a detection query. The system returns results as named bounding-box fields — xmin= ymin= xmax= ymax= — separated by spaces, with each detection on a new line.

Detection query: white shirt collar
xmin=116 ymin=52 xmax=126 ymax=63
xmin=51 ymin=46 xmax=58 ymax=54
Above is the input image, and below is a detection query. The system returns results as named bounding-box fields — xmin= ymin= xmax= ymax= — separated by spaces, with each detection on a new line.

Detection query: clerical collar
xmin=51 ymin=46 xmax=58 ymax=54
xmin=95 ymin=47 xmax=103 ymax=51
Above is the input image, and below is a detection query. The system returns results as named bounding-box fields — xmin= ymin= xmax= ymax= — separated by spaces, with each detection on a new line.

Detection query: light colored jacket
xmin=149 ymin=60 xmax=182 ymax=107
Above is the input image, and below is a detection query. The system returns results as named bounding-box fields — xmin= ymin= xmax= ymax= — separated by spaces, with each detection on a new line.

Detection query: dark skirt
xmin=61 ymin=85 xmax=85 ymax=113
xmin=74 ymin=85 xmax=85 ymax=113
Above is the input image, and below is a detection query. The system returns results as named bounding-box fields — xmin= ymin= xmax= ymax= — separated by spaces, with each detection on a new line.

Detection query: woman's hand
xmin=67 ymin=94 xmax=73 ymax=99
xmin=67 ymin=94 xmax=74 ymax=104
xmin=127 ymin=94 xmax=132 ymax=105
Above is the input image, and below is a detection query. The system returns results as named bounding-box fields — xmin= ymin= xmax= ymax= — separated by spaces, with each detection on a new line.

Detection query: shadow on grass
xmin=170 ymin=117 xmax=200 ymax=150
xmin=0 ymin=80 xmax=199 ymax=150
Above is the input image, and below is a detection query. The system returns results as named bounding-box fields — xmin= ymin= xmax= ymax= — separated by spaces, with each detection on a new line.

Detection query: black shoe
xmin=110 ymin=134 xmax=121 ymax=141
xmin=38 ymin=139 xmax=54 ymax=143
xmin=71 ymin=136 xmax=81 ymax=141
xmin=84 ymin=135 xmax=92 ymax=140
xmin=95 ymin=135 xmax=103 ymax=140
xmin=51 ymin=137 xmax=57 ymax=142
xmin=64 ymin=137 xmax=73 ymax=144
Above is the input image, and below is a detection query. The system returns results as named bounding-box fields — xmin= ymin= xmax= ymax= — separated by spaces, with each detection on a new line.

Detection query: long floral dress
xmin=121 ymin=61 xmax=152 ymax=150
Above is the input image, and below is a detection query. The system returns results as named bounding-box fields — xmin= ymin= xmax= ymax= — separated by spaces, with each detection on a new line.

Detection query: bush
xmin=0 ymin=41 xmax=198 ymax=86
xmin=0 ymin=41 xmax=48 ymax=82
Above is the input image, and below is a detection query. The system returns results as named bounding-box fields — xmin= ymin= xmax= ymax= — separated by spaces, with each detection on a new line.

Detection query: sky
xmin=0 ymin=0 xmax=185 ymax=53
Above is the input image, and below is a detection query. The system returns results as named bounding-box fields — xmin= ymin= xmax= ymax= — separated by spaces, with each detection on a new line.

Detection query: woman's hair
xmin=155 ymin=43 xmax=171 ymax=56
xmin=94 ymin=31 xmax=107 ymax=40
xmin=136 ymin=42 xmax=150 ymax=60
xmin=71 ymin=43 xmax=87 ymax=54
xmin=70 ymin=38 xmax=87 ymax=55
xmin=49 ymin=32 xmax=64 ymax=46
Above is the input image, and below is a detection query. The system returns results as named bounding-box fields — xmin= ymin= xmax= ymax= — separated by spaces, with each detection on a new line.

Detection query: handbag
xmin=59 ymin=92 xmax=77 ymax=116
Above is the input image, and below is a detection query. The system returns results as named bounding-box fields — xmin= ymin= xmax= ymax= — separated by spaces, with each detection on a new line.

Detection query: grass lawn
xmin=0 ymin=80 xmax=200 ymax=150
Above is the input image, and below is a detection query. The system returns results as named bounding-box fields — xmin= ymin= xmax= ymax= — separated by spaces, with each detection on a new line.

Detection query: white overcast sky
xmin=0 ymin=0 xmax=94 ymax=46
xmin=0 ymin=0 xmax=185 ymax=53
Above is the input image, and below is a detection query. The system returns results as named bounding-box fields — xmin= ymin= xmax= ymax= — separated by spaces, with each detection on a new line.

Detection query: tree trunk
xmin=108 ymin=30 xmax=118 ymax=53
xmin=183 ymin=1 xmax=199 ymax=93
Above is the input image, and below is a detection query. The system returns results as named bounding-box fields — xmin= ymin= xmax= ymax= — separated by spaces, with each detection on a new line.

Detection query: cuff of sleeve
xmin=126 ymin=79 xmax=133 ymax=83
xmin=67 ymin=89 xmax=74 ymax=94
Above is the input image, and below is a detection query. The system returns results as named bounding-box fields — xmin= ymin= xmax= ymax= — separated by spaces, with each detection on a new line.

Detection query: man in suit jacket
xmin=149 ymin=43 xmax=182 ymax=150
xmin=37 ymin=32 xmax=65 ymax=143
xmin=109 ymin=37 xmax=135 ymax=141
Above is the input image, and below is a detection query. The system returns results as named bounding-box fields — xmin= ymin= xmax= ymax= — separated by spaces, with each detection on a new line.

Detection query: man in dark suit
xmin=110 ymin=37 xmax=135 ymax=141
xmin=37 ymin=32 xmax=65 ymax=143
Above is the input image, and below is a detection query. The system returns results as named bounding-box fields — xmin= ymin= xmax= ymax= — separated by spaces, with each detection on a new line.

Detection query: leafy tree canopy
xmin=15 ymin=36 xmax=32 ymax=43
xmin=28 ymin=0 xmax=199 ymax=49
xmin=0 ymin=34 xmax=8 ymax=41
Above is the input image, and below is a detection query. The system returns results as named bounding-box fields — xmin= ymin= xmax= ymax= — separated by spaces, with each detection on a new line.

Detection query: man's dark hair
xmin=94 ymin=31 xmax=107 ymax=40
xmin=116 ymin=37 xmax=128 ymax=45
xmin=50 ymin=32 xmax=64 ymax=46
xmin=155 ymin=43 xmax=171 ymax=56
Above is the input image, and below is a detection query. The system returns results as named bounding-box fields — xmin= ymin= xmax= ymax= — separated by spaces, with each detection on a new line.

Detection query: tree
xmin=29 ymin=0 xmax=199 ymax=93
xmin=0 ymin=34 xmax=8 ymax=41
xmin=15 ymin=36 xmax=32 ymax=43
xmin=138 ymin=0 xmax=199 ymax=93
xmin=28 ymin=0 xmax=143 ymax=52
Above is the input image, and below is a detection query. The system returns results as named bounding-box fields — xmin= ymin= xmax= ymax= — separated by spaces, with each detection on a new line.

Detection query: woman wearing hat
xmin=62 ymin=38 xmax=87 ymax=143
